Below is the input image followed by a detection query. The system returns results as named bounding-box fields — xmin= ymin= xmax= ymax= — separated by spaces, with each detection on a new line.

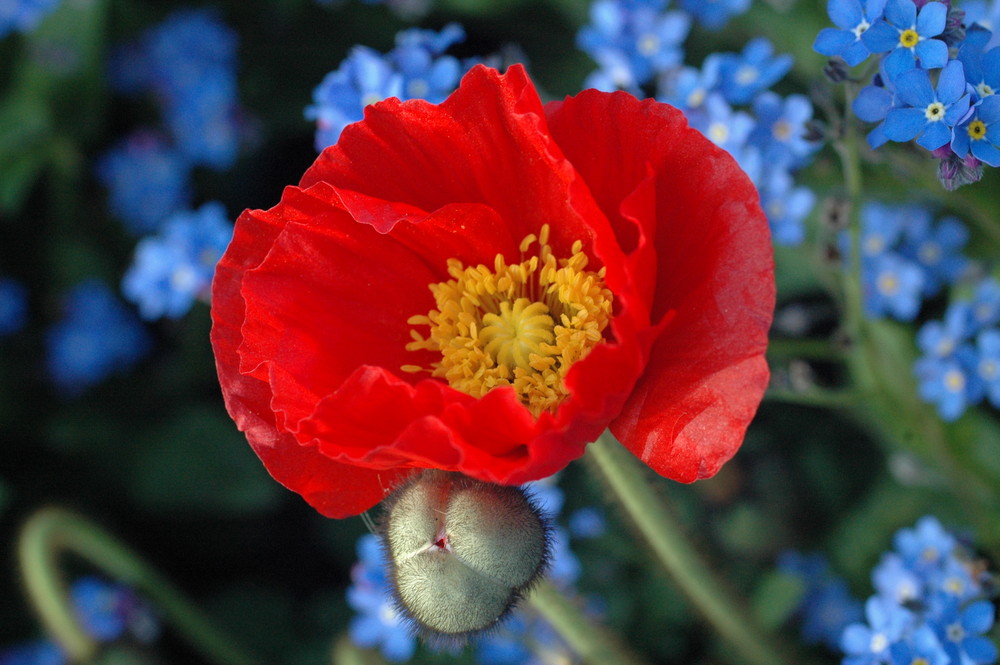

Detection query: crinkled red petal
xmin=547 ymin=88 xmax=774 ymax=482
xmin=211 ymin=202 xmax=413 ymax=518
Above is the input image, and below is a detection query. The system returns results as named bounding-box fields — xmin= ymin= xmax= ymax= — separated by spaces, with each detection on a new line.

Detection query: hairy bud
xmin=381 ymin=471 xmax=551 ymax=640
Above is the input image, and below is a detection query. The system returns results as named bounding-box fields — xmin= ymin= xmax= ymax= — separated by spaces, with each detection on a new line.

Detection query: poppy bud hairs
xmin=381 ymin=470 xmax=551 ymax=639
xmin=210 ymin=64 xmax=774 ymax=520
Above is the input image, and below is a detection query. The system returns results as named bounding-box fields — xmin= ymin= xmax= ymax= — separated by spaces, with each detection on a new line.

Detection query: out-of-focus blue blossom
xmin=899 ymin=213 xmax=969 ymax=296
xmin=161 ymin=68 xmax=242 ymax=170
xmin=307 ymin=46 xmax=402 ymax=150
xmin=971 ymin=277 xmax=1000 ymax=328
xmin=814 ymin=0 xmax=890 ymax=67
xmin=758 ymin=166 xmax=815 ymax=246
xmin=71 ymin=576 xmax=158 ymax=644
xmin=800 ymin=517 xmax=997 ymax=663
xmin=976 ymin=329 xmax=1000 ymax=406
xmin=863 ymin=0 xmax=949 ymax=77
xmin=933 ymin=599 xmax=998 ymax=665
xmin=778 ymin=551 xmax=865 ymax=650
xmin=952 ymin=95 xmax=1000 ymax=166
xmin=568 ymin=507 xmax=606 ymax=539
xmin=716 ymin=38 xmax=793 ymax=105
xmin=45 ymin=281 xmax=152 ymax=396
xmin=915 ymin=274 xmax=1000 ymax=419
xmin=841 ymin=596 xmax=913 ymax=664
xmin=524 ymin=478 xmax=581 ymax=586
xmin=860 ymin=201 xmax=906 ymax=259
xmin=656 ymin=55 xmax=722 ymax=117
xmin=678 ymin=0 xmax=750 ymax=30
xmin=888 ymin=624 xmax=950 ymax=665
xmin=578 ymin=0 xmax=691 ymax=92
xmin=0 ymin=576 xmax=156 ymax=665
xmin=749 ymin=92 xmax=821 ymax=168
xmin=0 ymin=278 xmax=28 ymax=337
xmin=95 ymin=131 xmax=192 ymax=234
xmin=914 ymin=348 xmax=980 ymax=421
xmin=107 ymin=9 xmax=244 ymax=170
xmin=882 ymin=61 xmax=970 ymax=150
xmin=0 ymin=0 xmax=61 ymax=39
xmin=863 ymin=252 xmax=925 ymax=321
xmin=0 ymin=642 xmax=63 ymax=665
xmin=690 ymin=93 xmax=755 ymax=154
xmin=306 ymin=24 xmax=468 ymax=150
xmin=347 ymin=534 xmax=416 ymax=662
xmin=917 ymin=302 xmax=973 ymax=359
xmin=474 ymin=610 xmax=575 ymax=665
xmin=122 ymin=202 xmax=233 ymax=321
xmin=873 ymin=553 xmax=924 ymax=605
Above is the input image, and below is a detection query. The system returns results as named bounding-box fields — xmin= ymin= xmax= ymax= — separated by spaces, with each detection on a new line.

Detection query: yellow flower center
xmin=968 ymin=119 xmax=987 ymax=140
xmin=925 ymin=102 xmax=945 ymax=122
xmin=403 ymin=225 xmax=613 ymax=417
xmin=900 ymin=28 xmax=920 ymax=48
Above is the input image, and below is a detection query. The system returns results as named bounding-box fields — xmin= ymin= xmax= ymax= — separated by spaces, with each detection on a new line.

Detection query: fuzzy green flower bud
xmin=382 ymin=470 xmax=551 ymax=639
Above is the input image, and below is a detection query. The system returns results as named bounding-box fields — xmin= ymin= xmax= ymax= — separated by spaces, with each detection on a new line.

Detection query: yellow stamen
xmin=968 ymin=119 xmax=987 ymax=140
xmin=404 ymin=224 xmax=613 ymax=417
xmin=900 ymin=28 xmax=920 ymax=48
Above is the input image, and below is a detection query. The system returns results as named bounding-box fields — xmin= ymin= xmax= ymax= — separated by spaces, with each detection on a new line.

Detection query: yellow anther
xmin=404 ymin=224 xmax=613 ymax=416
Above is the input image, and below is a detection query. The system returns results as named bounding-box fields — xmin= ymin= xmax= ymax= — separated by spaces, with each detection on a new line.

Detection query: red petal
xmin=211 ymin=202 xmax=412 ymax=518
xmin=548 ymin=89 xmax=774 ymax=482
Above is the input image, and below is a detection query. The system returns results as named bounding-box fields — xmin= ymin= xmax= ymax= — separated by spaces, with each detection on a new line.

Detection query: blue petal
xmin=815 ymin=27 xmax=856 ymax=56
xmin=937 ymin=61 xmax=967 ymax=104
xmin=885 ymin=48 xmax=917 ymax=80
xmin=962 ymin=141 xmax=1000 ymax=166
xmin=916 ymin=121 xmax=951 ymax=150
xmin=829 ymin=0 xmax=863 ymax=29
xmin=854 ymin=84 xmax=894 ymax=121
xmin=864 ymin=0 xmax=888 ymax=21
xmin=963 ymin=637 xmax=999 ymax=663
xmin=895 ymin=67 xmax=935 ymax=107
xmin=868 ymin=123 xmax=890 ymax=148
xmin=944 ymin=95 xmax=971 ymax=126
xmin=916 ymin=1 xmax=946 ymax=37
xmin=916 ymin=38 xmax=949 ymax=69
xmin=963 ymin=600 xmax=995 ymax=634
xmin=843 ymin=39 xmax=873 ymax=66
xmin=979 ymin=93 xmax=1000 ymax=122
xmin=884 ymin=0 xmax=915 ymax=28
xmin=862 ymin=20 xmax=900 ymax=52
xmin=952 ymin=123 xmax=972 ymax=156
xmin=841 ymin=624 xmax=873 ymax=655
xmin=884 ymin=107 xmax=927 ymax=141
xmin=983 ymin=47 xmax=1000 ymax=87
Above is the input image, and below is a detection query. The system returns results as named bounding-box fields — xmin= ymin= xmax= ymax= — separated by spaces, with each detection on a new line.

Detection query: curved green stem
xmin=585 ymin=433 xmax=794 ymax=665
xmin=17 ymin=507 xmax=260 ymax=665
xmin=528 ymin=578 xmax=647 ymax=665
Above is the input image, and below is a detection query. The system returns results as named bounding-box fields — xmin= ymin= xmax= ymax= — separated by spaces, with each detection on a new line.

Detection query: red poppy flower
xmin=211 ymin=64 xmax=774 ymax=519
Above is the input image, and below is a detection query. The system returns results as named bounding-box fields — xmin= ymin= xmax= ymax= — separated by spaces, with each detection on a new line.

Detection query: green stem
xmin=585 ymin=433 xmax=794 ymax=665
xmin=528 ymin=578 xmax=647 ymax=665
xmin=17 ymin=507 xmax=261 ymax=665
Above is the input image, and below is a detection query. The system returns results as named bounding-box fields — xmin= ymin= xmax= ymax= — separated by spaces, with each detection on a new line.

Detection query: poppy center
xmin=900 ymin=28 xmax=920 ymax=48
xmin=404 ymin=225 xmax=613 ymax=417
xmin=968 ymin=119 xmax=987 ymax=140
